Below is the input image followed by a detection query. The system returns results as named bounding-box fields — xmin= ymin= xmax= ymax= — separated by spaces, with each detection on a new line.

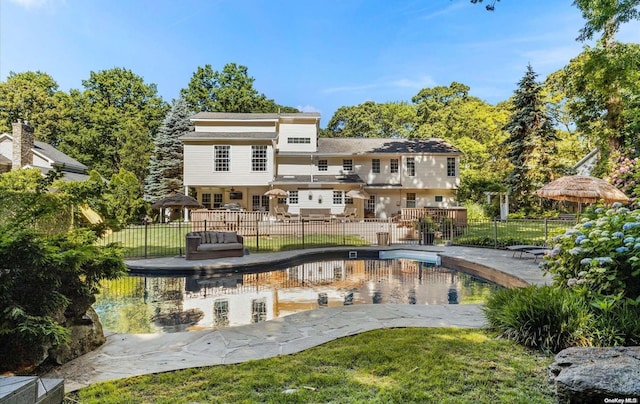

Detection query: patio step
xmin=0 ymin=376 xmax=64 ymax=404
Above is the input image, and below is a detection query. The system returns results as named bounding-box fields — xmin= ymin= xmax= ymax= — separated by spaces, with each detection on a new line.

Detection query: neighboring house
xmin=181 ymin=112 xmax=462 ymax=219
xmin=573 ymin=148 xmax=599 ymax=176
xmin=0 ymin=121 xmax=88 ymax=181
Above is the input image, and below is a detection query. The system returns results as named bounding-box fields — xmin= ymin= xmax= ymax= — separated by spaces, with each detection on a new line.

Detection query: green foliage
xmin=503 ymin=65 xmax=558 ymax=212
xmin=180 ymin=63 xmax=297 ymax=113
xmin=326 ymin=101 xmax=417 ymax=138
xmin=0 ymin=71 xmax=72 ymax=145
xmin=606 ymin=149 xmax=640 ymax=208
xmin=0 ymin=226 xmax=126 ymax=371
xmin=573 ymin=0 xmax=640 ymax=45
xmin=58 ymin=68 xmax=168 ymax=182
xmin=144 ymin=97 xmax=191 ymax=203
xmin=542 ymin=204 xmax=640 ymax=298
xmin=483 ymin=286 xmax=592 ymax=353
xmin=104 ymin=168 xmax=147 ymax=226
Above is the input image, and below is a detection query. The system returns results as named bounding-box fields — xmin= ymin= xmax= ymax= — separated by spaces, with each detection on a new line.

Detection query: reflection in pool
xmin=94 ymin=259 xmax=500 ymax=334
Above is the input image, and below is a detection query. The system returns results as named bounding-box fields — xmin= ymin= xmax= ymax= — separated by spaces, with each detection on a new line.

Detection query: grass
xmin=67 ymin=328 xmax=554 ymax=404
xmin=455 ymin=220 xmax=572 ymax=247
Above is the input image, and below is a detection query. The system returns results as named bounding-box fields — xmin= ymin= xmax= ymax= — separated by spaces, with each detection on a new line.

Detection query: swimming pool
xmin=95 ymin=252 xmax=500 ymax=334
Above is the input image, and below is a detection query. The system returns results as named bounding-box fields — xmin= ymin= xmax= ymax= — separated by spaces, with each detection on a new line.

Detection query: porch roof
xmin=271 ymin=174 xmax=364 ymax=185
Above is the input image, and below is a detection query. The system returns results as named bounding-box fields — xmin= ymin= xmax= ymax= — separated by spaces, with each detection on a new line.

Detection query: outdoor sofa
xmin=185 ymin=231 xmax=244 ymax=260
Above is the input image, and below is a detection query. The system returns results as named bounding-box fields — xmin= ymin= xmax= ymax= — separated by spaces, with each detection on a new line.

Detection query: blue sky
xmin=1 ymin=0 xmax=639 ymax=127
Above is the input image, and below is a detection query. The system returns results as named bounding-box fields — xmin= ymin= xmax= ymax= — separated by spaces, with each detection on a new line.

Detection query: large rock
xmin=48 ymin=307 xmax=106 ymax=365
xmin=549 ymin=346 xmax=640 ymax=403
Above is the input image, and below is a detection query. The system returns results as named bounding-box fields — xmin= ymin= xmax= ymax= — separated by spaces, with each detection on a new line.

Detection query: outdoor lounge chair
xmin=275 ymin=206 xmax=299 ymax=222
xmin=506 ymin=245 xmax=550 ymax=261
xmin=334 ymin=207 xmax=356 ymax=222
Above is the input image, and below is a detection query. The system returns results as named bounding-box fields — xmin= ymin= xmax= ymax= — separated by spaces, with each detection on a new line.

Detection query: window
xmin=406 ymin=193 xmax=416 ymax=208
xmin=390 ymin=158 xmax=399 ymax=174
xmin=406 ymin=157 xmax=415 ymax=177
xmin=447 ymin=157 xmax=456 ymax=177
xmin=333 ymin=190 xmax=343 ymax=204
xmin=435 ymin=195 xmax=443 ymax=202
xmin=252 ymin=195 xmax=269 ymax=211
xmin=372 ymin=159 xmax=380 ymax=174
xmin=318 ymin=159 xmax=328 ymax=171
xmin=213 ymin=300 xmax=229 ymax=327
xmin=251 ymin=299 xmax=267 ymax=323
xmin=365 ymin=195 xmax=376 ymax=216
xmin=287 ymin=137 xmax=311 ymax=144
xmin=345 ymin=197 xmax=354 ymax=205
xmin=252 ymin=145 xmax=267 ymax=172
xmin=213 ymin=193 xmax=223 ymax=208
xmin=343 ymin=159 xmax=353 ymax=172
xmin=288 ymin=190 xmax=299 ymax=204
xmin=201 ymin=193 xmax=211 ymax=209
xmin=214 ymin=145 xmax=230 ymax=172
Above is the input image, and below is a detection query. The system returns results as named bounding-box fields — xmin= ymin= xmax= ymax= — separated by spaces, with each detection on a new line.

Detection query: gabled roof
xmin=33 ymin=140 xmax=88 ymax=172
xmin=315 ymin=138 xmax=462 ymax=155
xmin=180 ymin=131 xmax=277 ymax=141
xmin=191 ymin=112 xmax=320 ymax=120
xmin=0 ymin=133 xmax=88 ymax=178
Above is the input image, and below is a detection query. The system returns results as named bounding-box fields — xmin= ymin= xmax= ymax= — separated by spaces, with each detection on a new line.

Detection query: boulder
xmin=549 ymin=346 xmax=640 ymax=403
xmin=48 ymin=307 xmax=106 ymax=365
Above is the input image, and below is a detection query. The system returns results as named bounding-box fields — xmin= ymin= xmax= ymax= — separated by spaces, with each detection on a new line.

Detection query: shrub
xmin=483 ymin=286 xmax=592 ymax=353
xmin=541 ymin=204 xmax=640 ymax=299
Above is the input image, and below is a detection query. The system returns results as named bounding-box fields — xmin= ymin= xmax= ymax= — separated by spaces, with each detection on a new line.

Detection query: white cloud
xmin=8 ymin=0 xmax=64 ymax=10
xmin=321 ymin=83 xmax=378 ymax=95
xmin=390 ymin=76 xmax=436 ymax=89
xmin=296 ymin=105 xmax=321 ymax=113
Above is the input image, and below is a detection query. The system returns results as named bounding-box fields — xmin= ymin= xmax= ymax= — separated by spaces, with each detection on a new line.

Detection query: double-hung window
xmin=406 ymin=193 xmax=416 ymax=208
xmin=447 ymin=157 xmax=456 ymax=177
xmin=288 ymin=190 xmax=299 ymax=204
xmin=406 ymin=157 xmax=415 ymax=177
xmin=390 ymin=159 xmax=399 ymax=174
xmin=372 ymin=159 xmax=380 ymax=174
xmin=252 ymin=145 xmax=267 ymax=172
xmin=333 ymin=190 xmax=343 ymax=204
xmin=318 ymin=159 xmax=328 ymax=171
xmin=214 ymin=145 xmax=230 ymax=172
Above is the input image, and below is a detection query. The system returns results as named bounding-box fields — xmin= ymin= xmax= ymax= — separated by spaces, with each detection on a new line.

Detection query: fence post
xmin=178 ymin=220 xmax=182 ymax=257
xmin=256 ymin=217 xmax=260 ymax=252
xmin=544 ymin=218 xmax=548 ymax=245
xmin=302 ymin=220 xmax=305 ymax=249
xmin=144 ymin=221 xmax=148 ymax=258
xmin=342 ymin=219 xmax=346 ymax=245
xmin=493 ymin=219 xmax=498 ymax=249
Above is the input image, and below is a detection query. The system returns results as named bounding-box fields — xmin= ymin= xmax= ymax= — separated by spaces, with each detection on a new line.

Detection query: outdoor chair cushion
xmin=197 ymin=242 xmax=243 ymax=251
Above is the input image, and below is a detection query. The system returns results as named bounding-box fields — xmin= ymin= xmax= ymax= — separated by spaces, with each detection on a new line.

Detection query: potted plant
xmin=416 ymin=217 xmax=437 ymax=245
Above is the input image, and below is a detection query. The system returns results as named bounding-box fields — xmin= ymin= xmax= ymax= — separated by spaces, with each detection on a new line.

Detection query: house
xmin=181 ymin=112 xmax=462 ymax=219
xmin=0 ymin=121 xmax=88 ymax=181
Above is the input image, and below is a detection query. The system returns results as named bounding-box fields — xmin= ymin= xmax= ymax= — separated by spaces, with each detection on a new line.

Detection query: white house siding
xmin=0 ymin=138 xmax=12 ymax=159
xmin=401 ymin=155 xmax=459 ymax=189
xmin=194 ymin=120 xmax=277 ymax=133
xmin=32 ymin=154 xmax=52 ymax=169
xmin=183 ymin=143 xmax=273 ymax=187
xmin=277 ymin=156 xmax=314 ymax=177
xmin=277 ymin=123 xmax=317 ymax=153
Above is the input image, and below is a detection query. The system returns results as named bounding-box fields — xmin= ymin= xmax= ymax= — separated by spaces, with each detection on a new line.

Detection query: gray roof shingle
xmin=191 ymin=112 xmax=320 ymax=120
xmin=316 ymin=138 xmax=461 ymax=155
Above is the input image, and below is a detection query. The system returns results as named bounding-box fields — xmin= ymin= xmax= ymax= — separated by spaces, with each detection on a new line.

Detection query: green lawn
xmin=67 ymin=328 xmax=554 ymax=404
xmin=454 ymin=219 xmax=573 ymax=247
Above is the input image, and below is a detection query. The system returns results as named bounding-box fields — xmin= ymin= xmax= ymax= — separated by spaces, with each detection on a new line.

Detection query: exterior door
xmin=365 ymin=194 xmax=376 ymax=218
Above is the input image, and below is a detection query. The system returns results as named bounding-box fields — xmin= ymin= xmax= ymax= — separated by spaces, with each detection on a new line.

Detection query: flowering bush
xmin=542 ymin=204 xmax=640 ymax=299
xmin=606 ymin=150 xmax=640 ymax=209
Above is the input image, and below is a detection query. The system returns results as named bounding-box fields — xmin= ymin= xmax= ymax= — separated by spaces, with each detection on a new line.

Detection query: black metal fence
xmin=97 ymin=217 xmax=577 ymax=259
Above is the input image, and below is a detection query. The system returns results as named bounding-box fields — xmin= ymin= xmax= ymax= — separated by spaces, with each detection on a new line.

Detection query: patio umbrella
xmin=536 ymin=175 xmax=628 ymax=210
xmin=264 ymin=188 xmax=288 ymax=198
xmin=346 ymin=189 xmax=370 ymax=199
xmin=151 ymin=193 xmax=204 ymax=209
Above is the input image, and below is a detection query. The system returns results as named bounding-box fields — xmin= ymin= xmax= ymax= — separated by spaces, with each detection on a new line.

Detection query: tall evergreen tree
xmin=144 ymin=97 xmax=191 ymax=202
xmin=503 ymin=65 xmax=558 ymax=212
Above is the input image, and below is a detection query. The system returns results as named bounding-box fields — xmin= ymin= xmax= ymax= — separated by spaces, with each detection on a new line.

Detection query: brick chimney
xmin=12 ymin=120 xmax=34 ymax=170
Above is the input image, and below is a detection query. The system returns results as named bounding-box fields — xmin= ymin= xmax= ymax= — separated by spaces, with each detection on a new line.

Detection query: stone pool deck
xmin=46 ymin=245 xmax=548 ymax=393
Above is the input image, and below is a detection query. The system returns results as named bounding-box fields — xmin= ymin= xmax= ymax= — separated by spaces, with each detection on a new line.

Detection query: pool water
xmin=94 ymin=258 xmax=500 ymax=334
